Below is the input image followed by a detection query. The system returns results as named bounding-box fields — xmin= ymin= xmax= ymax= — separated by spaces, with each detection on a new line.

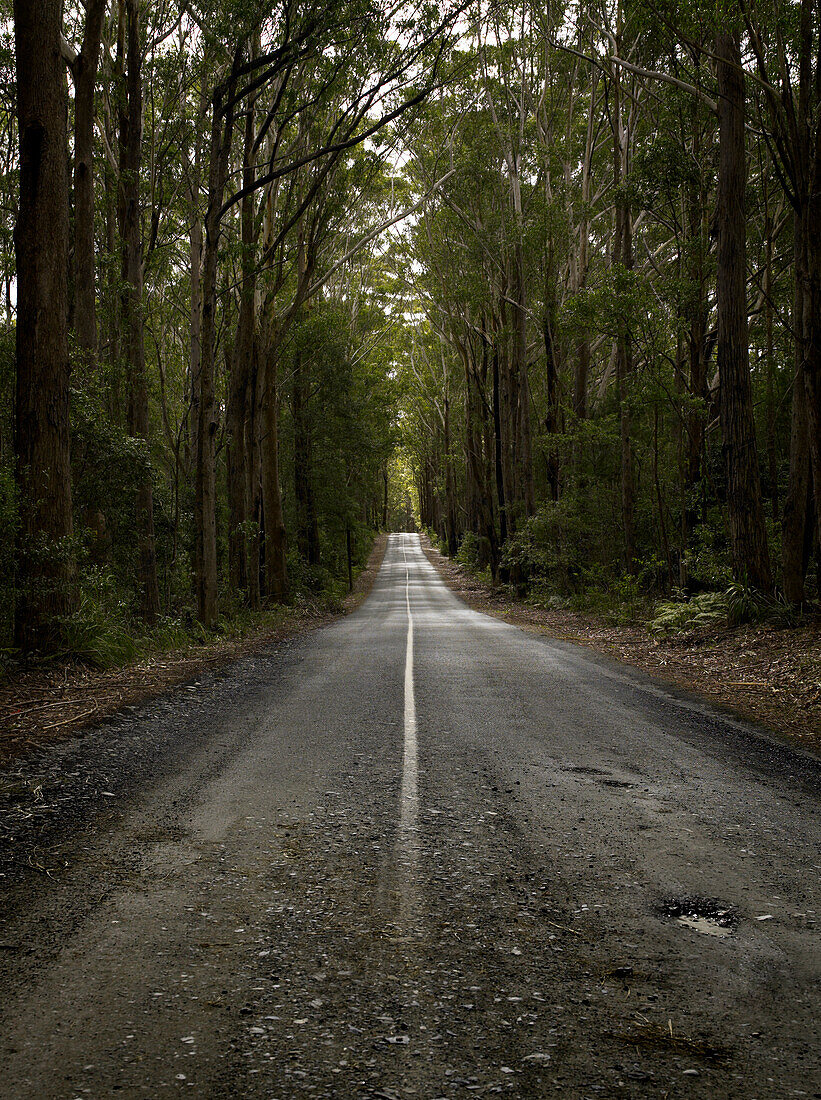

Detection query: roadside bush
xmin=649 ymin=583 xmax=803 ymax=637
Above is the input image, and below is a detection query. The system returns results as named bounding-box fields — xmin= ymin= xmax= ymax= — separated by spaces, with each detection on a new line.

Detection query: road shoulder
xmin=0 ymin=535 xmax=389 ymax=771
xmin=421 ymin=535 xmax=821 ymax=758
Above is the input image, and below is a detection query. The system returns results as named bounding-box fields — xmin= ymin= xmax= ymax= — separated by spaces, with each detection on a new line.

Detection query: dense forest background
xmin=2 ymin=0 xmax=820 ymax=662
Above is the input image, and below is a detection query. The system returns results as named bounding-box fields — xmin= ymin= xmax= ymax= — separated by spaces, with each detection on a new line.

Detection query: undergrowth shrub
xmin=649 ymin=584 xmax=802 ymax=636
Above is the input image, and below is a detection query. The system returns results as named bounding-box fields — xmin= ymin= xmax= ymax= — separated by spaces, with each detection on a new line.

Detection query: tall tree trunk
xmin=292 ymin=344 xmax=320 ymax=565
xmin=782 ymin=355 xmax=812 ymax=603
xmin=801 ymin=151 xmax=821 ymax=558
xmin=443 ymin=394 xmax=458 ymax=557
xmin=227 ymin=106 xmax=256 ymax=598
xmin=185 ymin=104 xmax=204 ymax=482
xmin=246 ymin=336 xmax=264 ymax=608
xmin=715 ymin=31 xmax=772 ymax=591
xmin=119 ymin=0 xmax=160 ymax=623
xmin=196 ymin=71 xmax=235 ymax=627
xmin=763 ymin=177 xmax=778 ymax=521
xmin=572 ymin=64 xmax=596 ymax=449
xmin=13 ymin=0 xmax=76 ymax=650
xmin=684 ymin=110 xmax=709 ymax=498
xmin=492 ymin=339 xmax=508 ymax=548
xmin=612 ymin=48 xmax=635 ymax=571
xmin=260 ymin=340 xmax=287 ymax=600
xmin=542 ymin=263 xmax=561 ymax=502
xmin=71 ymin=0 xmax=106 ymax=361
xmin=512 ymin=235 xmax=535 ymax=517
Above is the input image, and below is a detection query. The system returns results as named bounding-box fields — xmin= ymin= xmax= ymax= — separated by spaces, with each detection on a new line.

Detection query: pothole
xmin=600 ymin=779 xmax=634 ymax=789
xmin=655 ymin=896 xmax=737 ymax=938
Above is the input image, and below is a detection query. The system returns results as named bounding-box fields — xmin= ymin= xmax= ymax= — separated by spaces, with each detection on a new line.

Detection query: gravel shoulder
xmin=421 ymin=537 xmax=821 ymax=757
xmin=0 ymin=535 xmax=388 ymax=771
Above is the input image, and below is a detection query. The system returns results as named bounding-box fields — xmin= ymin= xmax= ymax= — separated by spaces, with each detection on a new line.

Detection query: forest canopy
xmin=2 ymin=0 xmax=820 ymax=659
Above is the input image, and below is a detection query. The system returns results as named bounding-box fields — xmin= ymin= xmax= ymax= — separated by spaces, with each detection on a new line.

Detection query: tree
xmin=119 ymin=0 xmax=161 ymax=622
xmin=715 ymin=29 xmax=772 ymax=590
xmin=13 ymin=0 xmax=76 ymax=650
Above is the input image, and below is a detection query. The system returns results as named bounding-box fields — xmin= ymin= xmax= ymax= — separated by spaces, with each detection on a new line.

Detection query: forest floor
xmin=421 ymin=537 xmax=821 ymax=757
xmin=0 ymin=535 xmax=388 ymax=771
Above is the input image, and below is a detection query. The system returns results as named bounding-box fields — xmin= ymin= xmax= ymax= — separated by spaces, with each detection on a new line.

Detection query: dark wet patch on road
xmin=654 ymin=896 xmax=738 ymax=938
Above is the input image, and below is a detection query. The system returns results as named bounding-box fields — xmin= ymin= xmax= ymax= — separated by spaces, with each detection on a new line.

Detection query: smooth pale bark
xmin=715 ymin=32 xmax=772 ymax=591
xmin=70 ymin=0 xmax=106 ymax=359
xmin=13 ymin=0 xmax=76 ymax=650
xmin=119 ymin=0 xmax=160 ymax=623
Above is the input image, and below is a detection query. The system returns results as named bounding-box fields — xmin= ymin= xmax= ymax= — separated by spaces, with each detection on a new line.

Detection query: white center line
xmin=400 ymin=535 xmax=418 ymax=840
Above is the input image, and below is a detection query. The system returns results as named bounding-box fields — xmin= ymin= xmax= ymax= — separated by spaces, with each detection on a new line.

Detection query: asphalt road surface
xmin=0 ymin=533 xmax=819 ymax=1099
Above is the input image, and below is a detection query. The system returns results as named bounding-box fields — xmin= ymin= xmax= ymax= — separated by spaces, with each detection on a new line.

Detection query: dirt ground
xmin=0 ymin=535 xmax=387 ymax=771
xmin=421 ymin=537 xmax=821 ymax=757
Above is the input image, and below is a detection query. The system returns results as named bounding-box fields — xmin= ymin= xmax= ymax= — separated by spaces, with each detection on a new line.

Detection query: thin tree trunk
xmin=782 ymin=346 xmax=811 ymax=603
xmin=196 ymin=73 xmax=235 ymax=627
xmin=612 ymin=46 xmax=635 ymax=571
xmin=443 ymin=394 xmax=458 ymax=556
xmin=71 ymin=0 xmax=106 ymax=361
xmin=293 ymin=343 xmax=320 ymax=566
xmin=119 ymin=0 xmax=160 ymax=623
xmin=13 ymin=0 xmax=76 ymax=650
xmin=186 ymin=124 xmax=204 ymax=480
xmin=492 ymin=339 xmax=508 ymax=548
xmin=763 ymin=176 xmax=778 ymax=520
xmin=715 ymin=31 xmax=772 ymax=591
xmin=261 ymin=342 xmax=287 ymax=600
xmin=227 ymin=105 xmax=256 ymax=598
xmin=246 ymin=335 xmax=264 ymax=608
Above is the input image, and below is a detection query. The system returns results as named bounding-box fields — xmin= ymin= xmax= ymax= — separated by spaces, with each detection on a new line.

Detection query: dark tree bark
xmin=13 ymin=0 xmax=76 ymax=651
xmin=118 ymin=0 xmax=160 ymax=623
xmin=70 ymin=0 xmax=106 ymax=360
xmin=196 ymin=65 xmax=237 ymax=627
xmin=260 ymin=339 xmax=288 ymax=600
xmin=227 ymin=106 xmax=256 ymax=598
xmin=443 ymin=393 xmax=458 ymax=557
xmin=684 ymin=117 xmax=710 ymax=496
xmin=492 ymin=339 xmax=508 ymax=548
xmin=292 ymin=344 xmax=320 ymax=566
xmin=246 ymin=336 xmax=264 ymax=608
xmin=715 ymin=31 xmax=772 ymax=591
xmin=511 ymin=240 xmax=535 ymax=518
xmin=611 ymin=52 xmax=635 ymax=571
xmin=542 ymin=269 xmax=561 ymax=502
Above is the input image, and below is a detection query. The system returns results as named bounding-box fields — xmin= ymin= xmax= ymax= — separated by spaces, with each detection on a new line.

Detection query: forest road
xmin=0 ymin=533 xmax=819 ymax=1099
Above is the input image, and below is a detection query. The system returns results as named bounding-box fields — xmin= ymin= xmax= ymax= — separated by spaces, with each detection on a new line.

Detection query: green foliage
xmin=649 ymin=591 xmax=729 ymax=636
xmin=649 ymin=583 xmax=803 ymax=637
